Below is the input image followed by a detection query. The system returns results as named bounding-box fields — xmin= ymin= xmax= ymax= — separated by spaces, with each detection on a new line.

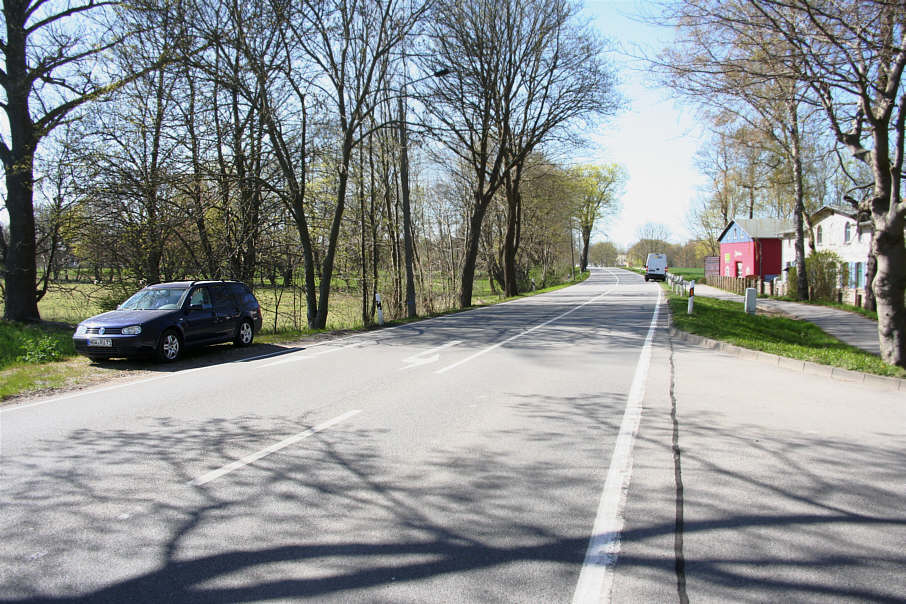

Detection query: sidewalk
xmin=689 ymin=282 xmax=881 ymax=356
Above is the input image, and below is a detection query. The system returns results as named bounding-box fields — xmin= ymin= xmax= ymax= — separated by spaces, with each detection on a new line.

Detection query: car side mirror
xmin=187 ymin=304 xmax=202 ymax=312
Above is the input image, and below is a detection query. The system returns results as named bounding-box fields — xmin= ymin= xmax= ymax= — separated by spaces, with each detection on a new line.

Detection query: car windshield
xmin=120 ymin=288 xmax=187 ymax=310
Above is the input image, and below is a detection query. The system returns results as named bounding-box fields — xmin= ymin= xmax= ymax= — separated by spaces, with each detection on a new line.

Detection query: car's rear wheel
xmin=234 ymin=319 xmax=254 ymax=347
xmin=156 ymin=329 xmax=181 ymax=362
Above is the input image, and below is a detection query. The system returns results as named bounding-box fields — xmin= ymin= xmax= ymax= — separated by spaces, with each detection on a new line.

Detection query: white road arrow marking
xmin=401 ymin=340 xmax=462 ymax=370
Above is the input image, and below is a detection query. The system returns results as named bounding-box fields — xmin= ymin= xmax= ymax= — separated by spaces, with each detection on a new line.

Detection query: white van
xmin=644 ymin=253 xmax=668 ymax=281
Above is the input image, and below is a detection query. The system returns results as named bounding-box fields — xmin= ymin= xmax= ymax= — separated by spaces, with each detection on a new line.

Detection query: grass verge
xmin=668 ymin=290 xmax=906 ymax=379
xmin=667 ymin=267 xmax=704 ymax=281
xmin=0 ymin=321 xmax=77 ymax=370
xmin=0 ymin=361 xmax=87 ymax=399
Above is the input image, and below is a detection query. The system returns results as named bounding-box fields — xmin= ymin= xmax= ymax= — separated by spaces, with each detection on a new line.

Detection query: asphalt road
xmin=4 ymin=268 xmax=903 ymax=603
xmin=1 ymin=268 xmax=665 ymax=603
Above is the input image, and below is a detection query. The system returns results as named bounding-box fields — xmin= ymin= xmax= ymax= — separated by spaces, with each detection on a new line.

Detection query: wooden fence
xmin=705 ymin=275 xmax=779 ymax=296
xmin=703 ymin=274 xmax=867 ymax=306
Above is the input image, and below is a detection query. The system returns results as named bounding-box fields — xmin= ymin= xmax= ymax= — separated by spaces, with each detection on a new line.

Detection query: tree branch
xmin=25 ymin=0 xmax=120 ymax=36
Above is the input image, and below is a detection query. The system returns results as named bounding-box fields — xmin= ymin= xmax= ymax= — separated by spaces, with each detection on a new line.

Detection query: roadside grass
xmin=668 ymin=291 xmax=906 ymax=379
xmin=0 ymin=321 xmax=85 ymax=399
xmin=668 ymin=267 xmax=704 ymax=281
xmin=0 ymin=321 xmax=77 ymax=370
xmin=0 ymin=361 xmax=87 ymax=400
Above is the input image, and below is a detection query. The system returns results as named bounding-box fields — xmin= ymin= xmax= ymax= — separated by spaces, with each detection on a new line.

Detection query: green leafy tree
xmin=572 ymin=164 xmax=626 ymax=272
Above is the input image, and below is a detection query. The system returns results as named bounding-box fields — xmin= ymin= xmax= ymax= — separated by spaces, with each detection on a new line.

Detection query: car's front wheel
xmin=234 ymin=320 xmax=254 ymax=347
xmin=156 ymin=329 xmax=182 ymax=363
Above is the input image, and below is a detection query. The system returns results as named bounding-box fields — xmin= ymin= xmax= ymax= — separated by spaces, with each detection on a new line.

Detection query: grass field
xmin=668 ymin=267 xmax=705 ymax=281
xmin=668 ymin=290 xmax=906 ymax=379
xmin=16 ymin=272 xmax=532 ymax=333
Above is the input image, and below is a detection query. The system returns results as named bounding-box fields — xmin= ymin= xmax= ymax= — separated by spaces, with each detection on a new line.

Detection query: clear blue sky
xmin=579 ymin=0 xmax=707 ymax=249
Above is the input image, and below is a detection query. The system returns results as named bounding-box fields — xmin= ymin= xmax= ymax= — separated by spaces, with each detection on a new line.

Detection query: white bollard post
xmin=687 ymin=280 xmax=695 ymax=314
xmin=744 ymin=287 xmax=757 ymax=314
xmin=375 ymin=293 xmax=384 ymax=325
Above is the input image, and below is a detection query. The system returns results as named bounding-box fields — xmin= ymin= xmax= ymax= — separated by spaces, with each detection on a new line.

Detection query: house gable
xmin=717 ymin=221 xmax=753 ymax=244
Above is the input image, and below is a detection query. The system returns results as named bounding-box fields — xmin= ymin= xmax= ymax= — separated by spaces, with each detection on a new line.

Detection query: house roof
xmin=777 ymin=205 xmax=869 ymax=236
xmin=718 ymin=218 xmax=791 ymax=242
xmin=812 ymin=205 xmax=857 ymax=221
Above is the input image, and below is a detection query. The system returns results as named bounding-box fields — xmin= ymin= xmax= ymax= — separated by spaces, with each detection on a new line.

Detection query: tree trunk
xmin=3 ymin=9 xmax=40 ymax=322
xmin=868 ymin=107 xmax=906 ymax=366
xmin=399 ymin=96 xmax=417 ymax=318
xmin=359 ymin=142 xmax=369 ymax=325
xmin=502 ymin=163 xmax=524 ymax=297
xmin=789 ymin=98 xmax=809 ymax=301
xmin=580 ymin=226 xmax=592 ymax=273
xmin=871 ymin=221 xmax=906 ymax=366
xmin=4 ymin=158 xmax=41 ymax=321
xmin=313 ymin=137 xmax=355 ymax=329
xmin=460 ymin=192 xmax=492 ymax=308
xmin=864 ymin=250 xmax=877 ymax=311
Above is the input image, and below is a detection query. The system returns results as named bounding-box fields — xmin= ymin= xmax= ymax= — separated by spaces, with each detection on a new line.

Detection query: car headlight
xmin=121 ymin=325 xmax=142 ymax=335
xmin=75 ymin=324 xmax=87 ymax=336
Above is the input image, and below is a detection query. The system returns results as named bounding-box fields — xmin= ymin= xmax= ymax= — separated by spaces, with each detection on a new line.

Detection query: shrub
xmin=806 ymin=251 xmax=842 ymax=301
xmin=97 ymin=292 xmax=128 ymax=312
xmin=787 ymin=251 xmax=843 ymax=301
xmin=17 ymin=334 xmax=66 ymax=364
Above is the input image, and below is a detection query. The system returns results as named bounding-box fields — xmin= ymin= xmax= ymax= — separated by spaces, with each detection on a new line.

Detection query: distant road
xmin=1 ymin=268 xmax=665 ymax=603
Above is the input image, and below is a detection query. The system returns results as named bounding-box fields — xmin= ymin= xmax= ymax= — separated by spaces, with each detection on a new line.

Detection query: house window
xmin=844 ymin=223 xmax=852 ymax=243
xmin=817 ymin=225 xmax=823 ymax=245
xmin=856 ymin=262 xmax=864 ymax=289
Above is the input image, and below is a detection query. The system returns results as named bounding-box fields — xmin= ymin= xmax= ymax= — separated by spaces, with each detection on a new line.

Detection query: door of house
xmin=735 ymin=261 xmax=743 ymax=277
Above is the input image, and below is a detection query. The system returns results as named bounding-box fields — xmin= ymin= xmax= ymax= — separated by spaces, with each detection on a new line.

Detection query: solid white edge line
xmin=189 ymin=409 xmax=362 ymax=486
xmin=572 ymin=287 xmax=662 ymax=604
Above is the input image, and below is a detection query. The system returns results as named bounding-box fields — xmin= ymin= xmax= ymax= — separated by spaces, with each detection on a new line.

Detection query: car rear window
xmin=228 ymin=283 xmax=258 ymax=308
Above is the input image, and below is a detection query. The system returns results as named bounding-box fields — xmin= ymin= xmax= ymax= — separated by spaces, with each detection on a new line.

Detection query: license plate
xmin=88 ymin=338 xmax=112 ymax=347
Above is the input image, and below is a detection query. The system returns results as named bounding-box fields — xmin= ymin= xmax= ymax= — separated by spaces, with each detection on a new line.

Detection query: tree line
xmin=1 ymin=0 xmax=624 ymax=329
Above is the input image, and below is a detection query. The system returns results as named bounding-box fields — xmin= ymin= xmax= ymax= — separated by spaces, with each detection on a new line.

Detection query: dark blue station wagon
xmin=73 ymin=281 xmax=263 ymax=362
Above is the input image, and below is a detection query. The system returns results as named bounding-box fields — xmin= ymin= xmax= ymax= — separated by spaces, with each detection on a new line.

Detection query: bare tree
xmin=263 ymin=0 xmax=429 ymax=328
xmin=1 ymin=0 xmax=179 ymax=321
xmin=654 ymin=2 xmax=814 ymax=299
xmin=656 ymin=0 xmax=906 ymax=366
xmin=765 ymin=0 xmax=906 ymax=367
xmin=422 ymin=0 xmax=619 ymax=304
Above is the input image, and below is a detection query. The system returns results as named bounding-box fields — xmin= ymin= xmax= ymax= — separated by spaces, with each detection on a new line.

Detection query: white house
xmin=780 ymin=206 xmax=871 ymax=299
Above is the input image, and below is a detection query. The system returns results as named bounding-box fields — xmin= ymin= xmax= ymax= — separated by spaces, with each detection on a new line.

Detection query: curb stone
xmin=668 ymin=327 xmax=906 ymax=393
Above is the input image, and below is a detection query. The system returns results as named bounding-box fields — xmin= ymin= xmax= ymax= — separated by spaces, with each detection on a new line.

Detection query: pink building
xmin=717 ymin=219 xmax=789 ymax=279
